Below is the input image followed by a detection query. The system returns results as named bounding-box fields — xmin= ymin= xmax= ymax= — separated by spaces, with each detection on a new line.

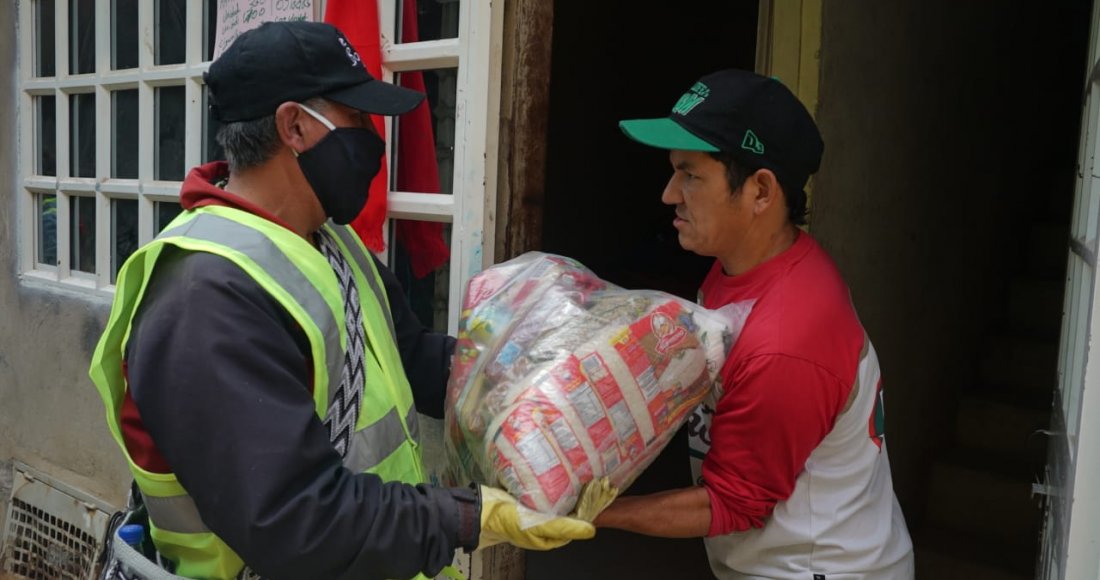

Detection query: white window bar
xmin=18 ymin=0 xmax=213 ymax=295
xmin=378 ymin=0 xmax=503 ymax=335
xmin=18 ymin=0 xmax=503 ymax=338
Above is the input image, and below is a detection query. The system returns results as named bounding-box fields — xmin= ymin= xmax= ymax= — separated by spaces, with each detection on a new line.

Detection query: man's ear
xmin=750 ymin=168 xmax=783 ymax=216
xmin=274 ymin=102 xmax=309 ymax=154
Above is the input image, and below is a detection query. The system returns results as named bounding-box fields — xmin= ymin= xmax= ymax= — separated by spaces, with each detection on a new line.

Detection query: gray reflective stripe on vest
xmin=146 ymin=403 xmax=422 ymax=534
xmin=144 ymin=494 xmax=209 ymax=534
xmin=327 ymin=224 xmax=397 ymax=342
xmin=160 ymin=214 xmax=344 ymax=410
xmin=345 ymin=405 xmax=421 ymax=473
xmin=406 ymin=405 xmax=419 ymax=442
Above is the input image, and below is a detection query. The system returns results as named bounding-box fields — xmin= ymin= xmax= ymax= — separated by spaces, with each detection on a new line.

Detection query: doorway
xmin=809 ymin=3 xmax=1092 ymax=578
xmin=534 ymin=1 xmax=758 ymax=578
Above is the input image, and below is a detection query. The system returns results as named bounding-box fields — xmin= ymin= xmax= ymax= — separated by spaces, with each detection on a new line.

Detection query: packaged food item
xmin=445 ymin=252 xmax=733 ymax=516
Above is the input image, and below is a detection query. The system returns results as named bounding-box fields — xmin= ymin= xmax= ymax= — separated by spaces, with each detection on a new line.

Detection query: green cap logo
xmin=671 ymin=82 xmax=711 ymax=116
xmin=741 ymin=129 xmax=764 ymax=155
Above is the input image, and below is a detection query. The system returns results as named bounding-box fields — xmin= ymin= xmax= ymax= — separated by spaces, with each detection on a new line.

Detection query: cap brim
xmin=619 ymin=118 xmax=719 ymax=151
xmin=326 ymin=79 xmax=425 ymax=116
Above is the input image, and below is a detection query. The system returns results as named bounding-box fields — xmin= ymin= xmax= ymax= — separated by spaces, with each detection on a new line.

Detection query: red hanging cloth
xmin=324 ymin=0 xmax=390 ymax=254
xmin=324 ymin=0 xmax=450 ymax=277
xmin=394 ymin=0 xmax=450 ymax=278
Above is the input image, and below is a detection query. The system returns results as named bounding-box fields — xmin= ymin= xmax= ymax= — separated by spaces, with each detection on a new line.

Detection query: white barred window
xmin=19 ymin=0 xmax=219 ymax=290
xmin=17 ymin=0 xmax=502 ymax=336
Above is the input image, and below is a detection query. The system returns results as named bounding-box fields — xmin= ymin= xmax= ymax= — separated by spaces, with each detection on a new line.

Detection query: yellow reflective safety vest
xmin=89 ymin=205 xmax=428 ymax=579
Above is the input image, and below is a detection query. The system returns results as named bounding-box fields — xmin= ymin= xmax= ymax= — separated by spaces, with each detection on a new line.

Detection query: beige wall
xmin=0 ymin=3 xmax=130 ymax=521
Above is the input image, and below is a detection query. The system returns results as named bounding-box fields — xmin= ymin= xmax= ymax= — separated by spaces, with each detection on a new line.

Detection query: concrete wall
xmin=0 ymin=1 xmax=130 ymax=527
xmin=811 ymin=1 xmax=1083 ymax=521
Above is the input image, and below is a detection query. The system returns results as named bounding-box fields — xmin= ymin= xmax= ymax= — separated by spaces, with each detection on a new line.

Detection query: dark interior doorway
xmin=532 ymin=2 xmax=758 ymax=578
xmin=541 ymin=4 xmax=758 ymax=304
xmin=788 ymin=3 xmax=1092 ymax=578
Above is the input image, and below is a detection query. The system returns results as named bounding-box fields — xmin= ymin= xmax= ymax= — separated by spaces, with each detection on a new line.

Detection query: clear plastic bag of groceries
xmin=444 ymin=252 xmax=734 ymax=517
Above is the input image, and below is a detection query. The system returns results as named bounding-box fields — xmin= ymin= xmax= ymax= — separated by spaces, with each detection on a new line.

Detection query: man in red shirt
xmin=594 ymin=70 xmax=915 ymax=579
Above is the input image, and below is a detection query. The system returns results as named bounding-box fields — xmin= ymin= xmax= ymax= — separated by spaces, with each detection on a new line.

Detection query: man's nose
xmin=660 ymin=176 xmax=680 ymax=205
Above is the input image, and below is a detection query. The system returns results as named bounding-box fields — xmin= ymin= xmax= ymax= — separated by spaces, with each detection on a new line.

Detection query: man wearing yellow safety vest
xmin=89 ymin=21 xmax=594 ymax=580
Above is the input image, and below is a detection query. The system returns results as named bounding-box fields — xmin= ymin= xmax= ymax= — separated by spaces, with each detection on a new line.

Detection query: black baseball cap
xmin=620 ymin=69 xmax=824 ymax=192
xmin=205 ymin=21 xmax=424 ymax=122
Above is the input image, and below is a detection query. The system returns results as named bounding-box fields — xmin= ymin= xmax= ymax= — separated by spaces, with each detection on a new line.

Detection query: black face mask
xmin=296 ymin=106 xmax=386 ymax=225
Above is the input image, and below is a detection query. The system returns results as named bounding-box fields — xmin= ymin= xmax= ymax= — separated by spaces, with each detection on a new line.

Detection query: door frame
xmin=1039 ymin=0 xmax=1100 ymax=576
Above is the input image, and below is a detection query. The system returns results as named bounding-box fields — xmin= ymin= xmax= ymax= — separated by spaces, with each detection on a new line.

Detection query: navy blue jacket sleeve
xmin=126 ymin=249 xmax=477 ymax=580
xmin=371 ymin=254 xmax=455 ymax=419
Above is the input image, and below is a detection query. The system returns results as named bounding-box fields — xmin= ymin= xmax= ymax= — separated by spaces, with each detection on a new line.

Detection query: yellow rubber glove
xmin=478 ymin=486 xmax=595 ymax=551
xmin=571 ymin=477 xmax=619 ymax=522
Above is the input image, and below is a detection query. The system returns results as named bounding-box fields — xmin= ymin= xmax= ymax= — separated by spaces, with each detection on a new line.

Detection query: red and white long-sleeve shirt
xmin=687 ymin=232 xmax=914 ymax=579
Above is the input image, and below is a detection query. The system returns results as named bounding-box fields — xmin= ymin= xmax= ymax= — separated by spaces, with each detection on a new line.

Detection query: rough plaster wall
xmin=0 ymin=2 xmax=130 ymax=515
xmin=812 ymin=3 xmax=1016 ymax=520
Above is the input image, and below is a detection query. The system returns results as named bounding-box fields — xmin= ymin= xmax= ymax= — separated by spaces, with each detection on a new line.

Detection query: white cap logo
xmin=337 ymin=37 xmax=362 ymax=68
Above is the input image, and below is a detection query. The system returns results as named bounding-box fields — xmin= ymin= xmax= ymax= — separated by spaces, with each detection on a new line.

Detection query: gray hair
xmin=215 ymin=97 xmax=328 ymax=173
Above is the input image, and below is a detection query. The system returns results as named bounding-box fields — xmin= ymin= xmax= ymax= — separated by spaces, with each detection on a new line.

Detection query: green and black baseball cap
xmin=620 ymin=69 xmax=824 ymax=192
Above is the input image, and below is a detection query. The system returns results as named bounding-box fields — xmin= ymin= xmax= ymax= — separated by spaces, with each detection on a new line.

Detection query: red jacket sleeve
xmin=701 ymin=353 xmax=851 ymax=536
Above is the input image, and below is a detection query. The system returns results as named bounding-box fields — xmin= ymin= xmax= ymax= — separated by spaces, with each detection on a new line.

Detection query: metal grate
xmin=1 ymin=463 xmax=112 ymax=580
